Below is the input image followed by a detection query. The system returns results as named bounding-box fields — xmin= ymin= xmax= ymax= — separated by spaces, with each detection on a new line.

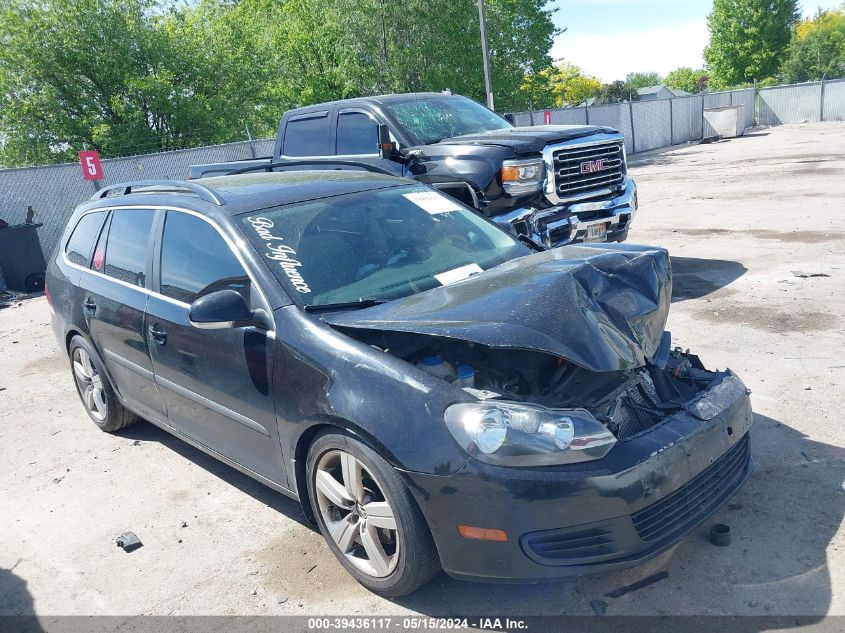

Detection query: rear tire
xmin=68 ymin=335 xmax=138 ymax=433
xmin=306 ymin=430 xmax=440 ymax=597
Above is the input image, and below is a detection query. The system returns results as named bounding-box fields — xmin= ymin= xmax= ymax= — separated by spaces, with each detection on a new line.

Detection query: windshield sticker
xmin=434 ymin=263 xmax=483 ymax=286
xmin=402 ymin=191 xmax=462 ymax=215
xmin=246 ymin=217 xmax=311 ymax=294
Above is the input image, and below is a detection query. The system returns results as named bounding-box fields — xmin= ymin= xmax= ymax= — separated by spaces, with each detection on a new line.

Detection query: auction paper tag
xmin=434 ymin=263 xmax=483 ymax=286
xmin=403 ymin=191 xmax=462 ymax=214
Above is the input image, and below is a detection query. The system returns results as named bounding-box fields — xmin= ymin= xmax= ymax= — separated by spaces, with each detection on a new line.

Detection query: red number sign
xmin=544 ymin=110 xmax=552 ymax=125
xmin=79 ymin=150 xmax=103 ymax=181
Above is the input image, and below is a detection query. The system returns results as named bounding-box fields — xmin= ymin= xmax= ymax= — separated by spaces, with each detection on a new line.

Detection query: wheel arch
xmin=292 ymin=417 xmax=403 ymax=523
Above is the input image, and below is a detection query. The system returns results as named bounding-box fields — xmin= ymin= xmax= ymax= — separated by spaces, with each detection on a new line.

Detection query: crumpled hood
xmin=435 ymin=125 xmax=617 ymax=154
xmin=324 ymin=243 xmax=672 ymax=373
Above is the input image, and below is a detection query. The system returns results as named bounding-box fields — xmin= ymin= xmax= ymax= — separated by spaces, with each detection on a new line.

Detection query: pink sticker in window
xmin=93 ymin=247 xmax=104 ymax=271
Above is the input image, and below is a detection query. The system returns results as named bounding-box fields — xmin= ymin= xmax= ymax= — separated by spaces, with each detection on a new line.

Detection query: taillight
xmin=44 ymin=278 xmax=51 ymax=306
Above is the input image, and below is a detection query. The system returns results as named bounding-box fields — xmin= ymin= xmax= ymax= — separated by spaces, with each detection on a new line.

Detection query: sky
xmin=549 ymin=0 xmax=843 ymax=83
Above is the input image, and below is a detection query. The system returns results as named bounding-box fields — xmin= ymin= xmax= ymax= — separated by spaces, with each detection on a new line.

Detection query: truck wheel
xmin=68 ymin=335 xmax=137 ymax=432
xmin=25 ymin=272 xmax=45 ymax=293
xmin=306 ymin=430 xmax=440 ymax=596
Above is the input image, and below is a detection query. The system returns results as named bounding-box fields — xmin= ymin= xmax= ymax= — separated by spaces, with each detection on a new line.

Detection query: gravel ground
xmin=1 ymin=122 xmax=844 ymax=619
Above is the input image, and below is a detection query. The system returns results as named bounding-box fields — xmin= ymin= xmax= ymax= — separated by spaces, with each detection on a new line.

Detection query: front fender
xmin=272 ymin=306 xmax=471 ymax=479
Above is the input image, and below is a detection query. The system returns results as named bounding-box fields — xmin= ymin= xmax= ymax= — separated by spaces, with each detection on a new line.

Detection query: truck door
xmin=331 ymin=108 xmax=405 ymax=176
xmin=276 ymin=110 xmax=331 ymax=171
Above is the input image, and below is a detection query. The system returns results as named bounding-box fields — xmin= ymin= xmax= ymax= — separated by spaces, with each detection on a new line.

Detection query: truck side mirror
xmin=378 ymin=124 xmax=396 ymax=159
xmin=503 ymin=113 xmax=516 ymax=125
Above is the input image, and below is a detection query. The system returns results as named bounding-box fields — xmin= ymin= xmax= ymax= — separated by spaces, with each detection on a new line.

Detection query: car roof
xmin=287 ymin=92 xmax=469 ymax=114
xmin=83 ymin=171 xmax=416 ymax=219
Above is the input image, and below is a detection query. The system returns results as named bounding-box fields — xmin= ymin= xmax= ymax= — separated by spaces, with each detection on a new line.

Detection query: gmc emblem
xmin=580 ymin=158 xmax=609 ymax=174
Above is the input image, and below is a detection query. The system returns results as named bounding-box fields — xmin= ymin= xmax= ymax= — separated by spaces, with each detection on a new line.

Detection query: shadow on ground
xmin=0 ymin=564 xmax=45 ymax=631
xmin=671 ymin=256 xmax=747 ymax=302
xmin=117 ymin=423 xmax=312 ymax=529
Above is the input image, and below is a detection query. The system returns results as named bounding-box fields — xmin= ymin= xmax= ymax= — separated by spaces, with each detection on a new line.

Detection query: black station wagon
xmin=46 ymin=172 xmax=753 ymax=596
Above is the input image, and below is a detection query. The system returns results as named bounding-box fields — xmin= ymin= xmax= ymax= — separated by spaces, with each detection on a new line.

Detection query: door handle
xmin=148 ymin=324 xmax=167 ymax=345
xmin=83 ymin=297 xmax=97 ymax=313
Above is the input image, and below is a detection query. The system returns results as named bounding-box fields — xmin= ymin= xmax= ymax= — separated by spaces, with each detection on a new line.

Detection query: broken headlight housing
xmin=445 ymin=401 xmax=616 ymax=466
xmin=500 ymin=158 xmax=544 ymax=195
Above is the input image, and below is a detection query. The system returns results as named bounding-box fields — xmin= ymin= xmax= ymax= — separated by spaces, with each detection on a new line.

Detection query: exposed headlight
xmin=500 ymin=159 xmax=544 ymax=195
xmin=445 ymin=401 xmax=616 ymax=466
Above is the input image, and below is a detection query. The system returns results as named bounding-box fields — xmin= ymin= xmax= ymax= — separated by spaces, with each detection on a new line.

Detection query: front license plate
xmin=585 ymin=223 xmax=608 ymax=242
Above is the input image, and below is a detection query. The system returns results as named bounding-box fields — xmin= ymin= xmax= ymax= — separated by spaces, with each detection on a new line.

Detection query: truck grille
xmin=552 ymin=142 xmax=625 ymax=199
xmin=632 ymin=435 xmax=751 ymax=543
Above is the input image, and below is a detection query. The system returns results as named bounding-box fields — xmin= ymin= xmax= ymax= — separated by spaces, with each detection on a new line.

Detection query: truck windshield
xmin=384 ymin=96 xmax=512 ymax=146
xmin=239 ymin=185 xmax=528 ymax=308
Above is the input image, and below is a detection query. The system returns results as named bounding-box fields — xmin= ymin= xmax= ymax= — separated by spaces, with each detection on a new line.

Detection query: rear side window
xmin=337 ymin=112 xmax=378 ymax=155
xmin=159 ymin=211 xmax=250 ymax=304
xmin=102 ymin=210 xmax=155 ymax=287
xmin=283 ymin=112 xmax=331 ymax=156
xmin=65 ymin=212 xmax=106 ymax=267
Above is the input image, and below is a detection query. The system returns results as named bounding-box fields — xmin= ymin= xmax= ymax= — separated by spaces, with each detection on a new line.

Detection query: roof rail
xmin=91 ymin=180 xmax=226 ymax=205
xmin=228 ymin=160 xmax=400 ymax=177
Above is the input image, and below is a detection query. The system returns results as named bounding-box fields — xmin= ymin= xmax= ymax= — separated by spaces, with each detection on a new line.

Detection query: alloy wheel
xmin=314 ymin=449 xmax=399 ymax=578
xmin=72 ymin=347 xmax=107 ymax=422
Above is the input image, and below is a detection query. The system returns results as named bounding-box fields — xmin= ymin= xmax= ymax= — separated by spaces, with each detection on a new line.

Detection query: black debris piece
xmin=709 ymin=523 xmax=731 ymax=547
xmin=791 ymin=271 xmax=830 ymax=278
xmin=605 ymin=570 xmax=669 ymax=598
xmin=115 ymin=531 xmax=143 ymax=553
xmin=589 ymin=600 xmax=608 ymax=615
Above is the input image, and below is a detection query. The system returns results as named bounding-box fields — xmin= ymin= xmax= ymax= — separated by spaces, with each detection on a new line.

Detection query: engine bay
xmin=345 ymin=329 xmax=721 ymax=440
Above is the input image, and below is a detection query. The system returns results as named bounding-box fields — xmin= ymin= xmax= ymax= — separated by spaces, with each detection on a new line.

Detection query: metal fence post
xmin=820 ymin=77 xmax=826 ymax=122
xmin=628 ymin=101 xmax=636 ymax=154
xmin=753 ymin=79 xmax=758 ymax=126
xmin=245 ymin=125 xmax=257 ymax=159
xmin=669 ymin=98 xmax=674 ymax=145
xmin=584 ymin=105 xmax=590 ymax=125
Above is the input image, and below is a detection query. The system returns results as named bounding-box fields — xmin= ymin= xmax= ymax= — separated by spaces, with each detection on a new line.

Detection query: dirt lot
xmin=2 ymin=122 xmax=844 ymax=618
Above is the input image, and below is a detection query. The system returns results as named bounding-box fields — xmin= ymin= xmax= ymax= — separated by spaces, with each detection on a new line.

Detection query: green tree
xmin=663 ymin=67 xmax=710 ymax=93
xmin=520 ymin=61 xmax=600 ymax=107
xmin=781 ymin=7 xmax=845 ymax=82
xmin=705 ymin=0 xmax=799 ymax=89
xmin=623 ymin=71 xmax=662 ymax=93
xmin=595 ymin=80 xmax=630 ymax=104
xmin=0 ymin=0 xmax=558 ymax=167
xmin=0 ymin=0 xmax=273 ymax=166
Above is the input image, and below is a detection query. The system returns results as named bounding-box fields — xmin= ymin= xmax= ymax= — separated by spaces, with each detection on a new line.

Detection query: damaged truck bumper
xmin=400 ymin=372 xmax=752 ymax=582
xmin=495 ymin=178 xmax=638 ymax=248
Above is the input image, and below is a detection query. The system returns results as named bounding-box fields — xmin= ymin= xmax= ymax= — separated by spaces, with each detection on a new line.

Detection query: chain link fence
xmin=0 ymin=139 xmax=274 ymax=278
xmin=0 ymin=78 xmax=843 ymax=287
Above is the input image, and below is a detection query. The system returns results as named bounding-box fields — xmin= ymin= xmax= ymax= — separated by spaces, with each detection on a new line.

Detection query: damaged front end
xmin=333 ymin=326 xmax=748 ymax=466
xmin=321 ymin=243 xmax=753 ymax=579
xmin=323 ymin=243 xmax=749 ymax=466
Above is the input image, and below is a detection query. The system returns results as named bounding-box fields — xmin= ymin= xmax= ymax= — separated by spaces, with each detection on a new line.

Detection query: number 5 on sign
xmin=79 ymin=150 xmax=103 ymax=180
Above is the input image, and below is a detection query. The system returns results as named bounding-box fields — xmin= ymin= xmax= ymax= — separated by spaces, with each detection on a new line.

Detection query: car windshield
xmin=239 ymin=185 xmax=528 ymax=308
xmin=384 ymin=96 xmax=512 ymax=146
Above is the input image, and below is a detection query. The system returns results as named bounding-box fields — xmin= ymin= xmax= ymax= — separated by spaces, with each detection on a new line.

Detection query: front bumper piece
xmin=402 ymin=372 xmax=753 ymax=583
xmin=496 ymin=178 xmax=638 ymax=248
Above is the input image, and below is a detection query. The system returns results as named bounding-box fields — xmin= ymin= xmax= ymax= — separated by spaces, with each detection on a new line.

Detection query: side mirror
xmin=189 ymin=289 xmax=256 ymax=330
xmin=377 ymin=124 xmax=397 ymax=159
xmin=503 ymin=113 xmax=516 ymax=125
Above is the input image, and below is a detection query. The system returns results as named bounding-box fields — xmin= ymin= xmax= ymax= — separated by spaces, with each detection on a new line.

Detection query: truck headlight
xmin=500 ymin=159 xmax=543 ymax=195
xmin=444 ymin=401 xmax=616 ymax=466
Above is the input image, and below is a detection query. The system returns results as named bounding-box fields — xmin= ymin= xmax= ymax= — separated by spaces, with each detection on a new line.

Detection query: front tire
xmin=68 ymin=335 xmax=137 ymax=433
xmin=306 ymin=430 xmax=440 ymax=596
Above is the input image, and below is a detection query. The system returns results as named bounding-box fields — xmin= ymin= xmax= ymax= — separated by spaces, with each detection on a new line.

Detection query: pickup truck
xmin=190 ymin=93 xmax=638 ymax=247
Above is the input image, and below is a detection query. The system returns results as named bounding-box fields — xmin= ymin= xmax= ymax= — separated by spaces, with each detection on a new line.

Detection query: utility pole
xmin=477 ymin=0 xmax=494 ymax=110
